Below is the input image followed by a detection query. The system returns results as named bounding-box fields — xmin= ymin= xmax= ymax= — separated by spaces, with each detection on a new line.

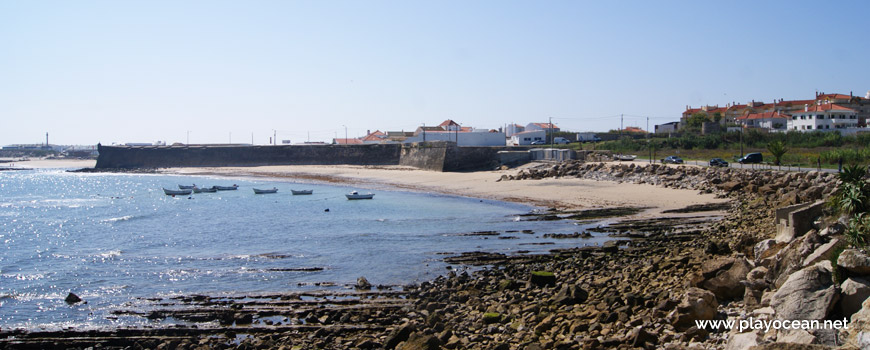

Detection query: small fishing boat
xmin=193 ymin=186 xmax=217 ymax=193
xmin=291 ymin=189 xmax=313 ymax=195
xmin=163 ymin=188 xmax=192 ymax=196
xmin=253 ymin=187 xmax=279 ymax=194
xmin=178 ymin=184 xmax=196 ymax=190
xmin=345 ymin=190 xmax=375 ymax=200
xmin=614 ymin=154 xmax=637 ymax=161
xmin=212 ymin=185 xmax=239 ymax=191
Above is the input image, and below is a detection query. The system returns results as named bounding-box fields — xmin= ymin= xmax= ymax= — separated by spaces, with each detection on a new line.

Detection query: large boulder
xmin=724 ymin=331 xmax=760 ymax=350
xmin=838 ymin=249 xmax=870 ymax=275
xmin=840 ymin=277 xmax=870 ymax=318
xmin=842 ymin=296 xmax=870 ymax=349
xmin=669 ymin=287 xmax=718 ymax=332
xmin=701 ymin=257 xmax=753 ymax=301
xmin=770 ymin=261 xmax=839 ymax=321
xmin=802 ymin=238 xmax=845 ymax=267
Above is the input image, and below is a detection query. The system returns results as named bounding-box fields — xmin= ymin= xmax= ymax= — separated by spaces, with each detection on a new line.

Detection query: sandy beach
xmin=171 ymin=164 xmax=728 ymax=217
xmin=0 ymin=158 xmax=96 ymax=169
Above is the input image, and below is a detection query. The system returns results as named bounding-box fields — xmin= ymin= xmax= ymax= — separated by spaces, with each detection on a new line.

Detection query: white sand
xmin=1 ymin=158 xmax=96 ymax=169
xmin=172 ymin=164 xmax=728 ymax=217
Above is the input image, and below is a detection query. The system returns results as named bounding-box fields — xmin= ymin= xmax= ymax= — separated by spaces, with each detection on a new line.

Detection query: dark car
xmin=709 ymin=158 xmax=729 ymax=167
xmin=662 ymin=156 xmax=684 ymax=164
xmin=738 ymin=152 xmax=763 ymax=164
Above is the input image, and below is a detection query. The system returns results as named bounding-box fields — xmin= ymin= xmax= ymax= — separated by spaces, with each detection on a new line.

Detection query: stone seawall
xmin=95 ymin=142 xmax=521 ymax=171
xmin=95 ymin=144 xmax=402 ymax=169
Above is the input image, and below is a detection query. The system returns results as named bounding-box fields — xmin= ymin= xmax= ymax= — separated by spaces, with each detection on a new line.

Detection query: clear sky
xmin=2 ymin=1 xmax=868 ymax=145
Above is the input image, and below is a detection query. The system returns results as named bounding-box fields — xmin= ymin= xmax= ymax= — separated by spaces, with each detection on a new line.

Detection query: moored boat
xmin=178 ymin=184 xmax=196 ymax=190
xmin=163 ymin=188 xmax=192 ymax=196
xmin=253 ymin=187 xmax=279 ymax=194
xmin=193 ymin=186 xmax=217 ymax=193
xmin=291 ymin=189 xmax=313 ymax=195
xmin=345 ymin=190 xmax=374 ymax=200
xmin=212 ymin=185 xmax=239 ymax=191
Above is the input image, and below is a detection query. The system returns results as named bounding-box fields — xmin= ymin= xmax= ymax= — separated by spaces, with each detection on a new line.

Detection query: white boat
xmin=345 ymin=191 xmax=375 ymax=200
xmin=212 ymin=185 xmax=239 ymax=191
xmin=163 ymin=188 xmax=192 ymax=196
xmin=614 ymin=154 xmax=637 ymax=161
xmin=291 ymin=189 xmax=313 ymax=195
xmin=178 ymin=184 xmax=196 ymax=190
xmin=253 ymin=187 xmax=279 ymax=194
xmin=193 ymin=186 xmax=217 ymax=193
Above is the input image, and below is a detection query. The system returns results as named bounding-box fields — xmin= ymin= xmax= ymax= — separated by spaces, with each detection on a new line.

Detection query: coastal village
xmin=4 ymin=92 xmax=870 ymax=350
xmin=5 ymin=91 xmax=870 ymax=155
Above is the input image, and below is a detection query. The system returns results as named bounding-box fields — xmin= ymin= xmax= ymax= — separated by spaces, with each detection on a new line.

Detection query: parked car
xmin=553 ymin=137 xmax=570 ymax=144
xmin=738 ymin=152 xmax=763 ymax=164
xmin=709 ymin=158 xmax=729 ymax=167
xmin=530 ymin=140 xmax=546 ymax=145
xmin=662 ymin=156 xmax=684 ymax=164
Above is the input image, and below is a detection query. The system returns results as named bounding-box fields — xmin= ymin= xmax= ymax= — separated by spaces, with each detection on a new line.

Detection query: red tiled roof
xmin=361 ymin=134 xmax=384 ymax=141
xmin=736 ymin=111 xmax=790 ymax=120
xmin=333 ymin=138 xmax=364 ymax=145
xmin=438 ymin=119 xmax=459 ymax=127
xmin=817 ymin=93 xmax=852 ymax=100
xmin=623 ymin=126 xmax=646 ymax=133
xmin=801 ymin=104 xmax=856 ymax=113
xmin=460 ymin=126 xmax=473 ymax=132
xmin=530 ymin=123 xmax=558 ymax=129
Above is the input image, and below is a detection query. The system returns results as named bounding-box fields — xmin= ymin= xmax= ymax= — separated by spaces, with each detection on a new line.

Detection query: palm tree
xmin=766 ymin=140 xmax=788 ymax=166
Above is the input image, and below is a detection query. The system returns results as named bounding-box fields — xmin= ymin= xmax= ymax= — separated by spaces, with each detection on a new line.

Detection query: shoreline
xmin=167 ymin=164 xmax=729 ymax=219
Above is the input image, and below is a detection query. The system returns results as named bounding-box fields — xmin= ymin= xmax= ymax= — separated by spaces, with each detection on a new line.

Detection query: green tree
xmin=712 ymin=112 xmax=723 ymax=123
xmin=766 ymin=140 xmax=788 ymax=166
xmin=829 ymin=165 xmax=870 ymax=248
xmin=686 ymin=113 xmax=711 ymax=128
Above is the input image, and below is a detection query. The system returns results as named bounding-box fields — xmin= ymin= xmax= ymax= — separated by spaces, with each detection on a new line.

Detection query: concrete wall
xmin=95 ymin=144 xmax=402 ymax=169
xmin=96 ymin=142 xmax=531 ymax=172
xmin=399 ymin=142 xmax=448 ymax=171
xmin=403 ymin=131 xmax=507 ymax=146
xmin=444 ymin=146 xmax=503 ymax=172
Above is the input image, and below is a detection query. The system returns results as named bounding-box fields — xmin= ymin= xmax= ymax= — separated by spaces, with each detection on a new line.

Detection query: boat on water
xmin=212 ymin=185 xmax=239 ymax=191
xmin=163 ymin=188 xmax=192 ymax=196
xmin=291 ymin=189 xmax=313 ymax=195
xmin=614 ymin=154 xmax=637 ymax=161
xmin=178 ymin=184 xmax=196 ymax=190
xmin=193 ymin=186 xmax=217 ymax=193
xmin=345 ymin=190 xmax=375 ymax=200
xmin=253 ymin=187 xmax=279 ymax=194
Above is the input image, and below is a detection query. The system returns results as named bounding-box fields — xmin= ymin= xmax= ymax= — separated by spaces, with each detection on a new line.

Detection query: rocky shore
xmin=4 ymin=161 xmax=868 ymax=350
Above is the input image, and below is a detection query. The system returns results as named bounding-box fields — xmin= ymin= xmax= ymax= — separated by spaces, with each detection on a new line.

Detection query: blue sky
xmin=2 ymin=1 xmax=868 ymax=145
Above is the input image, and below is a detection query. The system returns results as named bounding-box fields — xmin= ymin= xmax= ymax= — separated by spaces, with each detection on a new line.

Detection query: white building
xmin=403 ymin=130 xmax=507 ymax=146
xmin=505 ymin=124 xmax=525 ymax=137
xmin=510 ymin=130 xmax=546 ymax=146
xmin=654 ymin=122 xmax=680 ymax=134
xmin=788 ymin=104 xmax=859 ymax=131
xmin=736 ymin=112 xmax=789 ymax=131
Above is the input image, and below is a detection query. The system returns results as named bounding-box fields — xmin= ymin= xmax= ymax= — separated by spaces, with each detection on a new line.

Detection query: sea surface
xmin=0 ymin=169 xmax=612 ymax=330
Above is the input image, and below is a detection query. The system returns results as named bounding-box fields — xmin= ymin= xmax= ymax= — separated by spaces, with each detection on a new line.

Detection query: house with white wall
xmin=510 ymin=130 xmax=546 ymax=145
xmin=788 ymin=104 xmax=859 ymax=131
xmin=736 ymin=112 xmax=789 ymax=131
xmin=403 ymin=130 xmax=506 ymax=146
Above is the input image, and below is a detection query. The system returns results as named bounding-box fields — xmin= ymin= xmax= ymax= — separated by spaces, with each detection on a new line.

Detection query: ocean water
xmin=0 ymin=169 xmax=610 ymax=330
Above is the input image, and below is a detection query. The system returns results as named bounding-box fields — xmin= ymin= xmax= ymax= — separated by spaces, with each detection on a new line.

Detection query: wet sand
xmin=170 ymin=164 xmax=728 ymax=217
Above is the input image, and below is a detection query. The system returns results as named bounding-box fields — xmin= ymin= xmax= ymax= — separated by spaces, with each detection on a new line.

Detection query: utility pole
xmin=229 ymin=132 xmax=232 ymax=144
xmin=251 ymin=133 xmax=254 ymax=145
xmin=187 ymin=130 xmax=190 ymax=144
xmin=620 ymin=114 xmax=624 ymax=138
xmin=45 ymin=132 xmax=49 ymax=147
xmin=549 ymin=117 xmax=553 ymax=147
xmin=423 ymin=123 xmax=426 ymax=142
xmin=273 ymin=130 xmax=277 ymax=145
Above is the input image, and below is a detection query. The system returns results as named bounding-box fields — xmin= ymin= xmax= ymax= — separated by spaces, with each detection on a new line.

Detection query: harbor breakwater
xmin=95 ymin=142 xmax=518 ymax=172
